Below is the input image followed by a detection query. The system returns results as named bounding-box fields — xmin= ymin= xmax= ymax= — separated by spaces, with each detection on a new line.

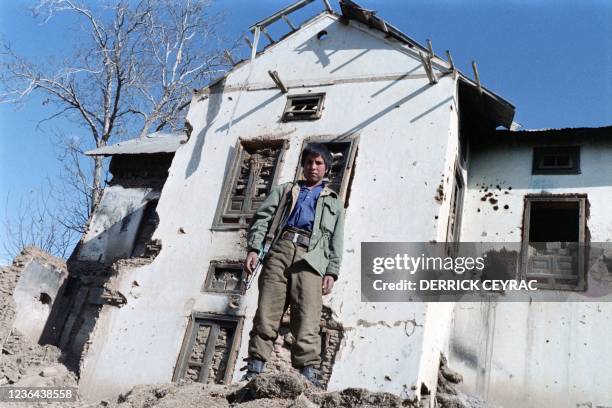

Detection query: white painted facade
xmin=78 ymin=12 xmax=463 ymax=403
xmin=451 ymin=136 xmax=612 ymax=408
xmin=67 ymin=6 xmax=611 ymax=408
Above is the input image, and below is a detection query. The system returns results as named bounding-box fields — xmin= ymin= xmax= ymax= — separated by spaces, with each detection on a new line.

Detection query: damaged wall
xmin=76 ymin=11 xmax=463 ymax=404
xmin=0 ymin=247 xmax=67 ymax=345
xmin=77 ymin=186 xmax=160 ymax=263
xmin=450 ymin=134 xmax=612 ymax=407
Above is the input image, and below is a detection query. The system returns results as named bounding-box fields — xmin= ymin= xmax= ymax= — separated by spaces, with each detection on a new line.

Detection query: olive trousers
xmin=248 ymin=238 xmax=323 ymax=368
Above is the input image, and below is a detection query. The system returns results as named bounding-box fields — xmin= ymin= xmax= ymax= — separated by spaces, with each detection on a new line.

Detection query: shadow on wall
xmin=186 ymin=80 xmax=226 ymax=179
xmin=340 ymin=82 xmax=432 ymax=137
xmin=293 ymin=21 xmax=393 ymax=71
xmin=76 ymin=192 xmax=160 ymax=263
xmin=214 ymin=92 xmax=284 ymax=134
xmin=39 ymin=205 xmax=161 ymax=374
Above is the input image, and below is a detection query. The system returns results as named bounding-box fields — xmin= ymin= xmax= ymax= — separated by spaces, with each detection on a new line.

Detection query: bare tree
xmin=2 ymin=187 xmax=77 ymax=260
xmin=0 ymin=0 xmax=231 ymax=257
xmin=1 ymin=0 xmax=229 ymax=213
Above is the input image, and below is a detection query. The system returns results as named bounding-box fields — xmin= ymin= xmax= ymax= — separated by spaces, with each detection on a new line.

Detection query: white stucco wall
xmin=450 ymin=137 xmax=612 ymax=407
xmin=78 ymin=13 xmax=463 ymax=403
xmin=12 ymin=259 xmax=66 ymax=343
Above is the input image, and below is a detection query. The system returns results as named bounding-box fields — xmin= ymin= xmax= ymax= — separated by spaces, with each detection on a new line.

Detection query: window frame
xmin=294 ymin=135 xmax=359 ymax=205
xmin=282 ymin=93 xmax=326 ymax=122
xmin=532 ymin=146 xmax=580 ymax=175
xmin=520 ymin=194 xmax=587 ymax=291
xmin=212 ymin=139 xmax=287 ymax=230
xmin=202 ymin=261 xmax=245 ymax=295
xmin=172 ymin=313 xmax=243 ymax=385
xmin=445 ymin=163 xmax=465 ymax=246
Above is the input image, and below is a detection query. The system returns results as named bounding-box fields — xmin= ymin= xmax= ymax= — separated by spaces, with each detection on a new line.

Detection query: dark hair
xmin=301 ymin=143 xmax=332 ymax=173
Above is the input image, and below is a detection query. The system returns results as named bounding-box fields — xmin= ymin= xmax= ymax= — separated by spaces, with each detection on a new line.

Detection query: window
xmin=446 ymin=166 xmax=465 ymax=244
xmin=173 ymin=314 xmax=242 ymax=384
xmin=131 ymin=199 xmax=159 ymax=257
xmin=203 ymin=262 xmax=245 ymax=294
xmin=282 ymin=93 xmax=325 ymax=121
xmin=296 ymin=136 xmax=358 ymax=204
xmin=520 ymin=195 xmax=587 ymax=290
xmin=213 ymin=140 xmax=286 ymax=229
xmin=532 ymin=146 xmax=580 ymax=174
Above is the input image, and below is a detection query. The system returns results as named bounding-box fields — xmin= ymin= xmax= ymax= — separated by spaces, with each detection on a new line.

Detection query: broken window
xmin=203 ymin=262 xmax=245 ymax=294
xmin=296 ymin=137 xmax=358 ymax=204
xmin=131 ymin=199 xmax=159 ymax=257
xmin=282 ymin=93 xmax=325 ymax=121
xmin=173 ymin=314 xmax=242 ymax=385
xmin=213 ymin=140 xmax=286 ymax=229
xmin=532 ymin=146 xmax=580 ymax=175
xmin=521 ymin=195 xmax=587 ymax=290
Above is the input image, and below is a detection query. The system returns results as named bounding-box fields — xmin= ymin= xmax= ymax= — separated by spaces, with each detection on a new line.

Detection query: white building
xmin=40 ymin=1 xmax=611 ymax=406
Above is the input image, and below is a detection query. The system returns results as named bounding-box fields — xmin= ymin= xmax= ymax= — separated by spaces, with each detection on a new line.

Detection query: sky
xmin=0 ymin=0 xmax=611 ymax=263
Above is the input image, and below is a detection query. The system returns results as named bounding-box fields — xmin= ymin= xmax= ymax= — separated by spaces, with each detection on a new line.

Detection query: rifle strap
xmin=265 ymin=182 xmax=293 ymax=244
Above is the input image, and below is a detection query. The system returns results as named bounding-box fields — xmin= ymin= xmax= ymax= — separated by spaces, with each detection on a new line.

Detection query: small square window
xmin=203 ymin=262 xmax=245 ymax=294
xmin=173 ymin=314 xmax=242 ymax=385
xmin=532 ymin=146 xmax=580 ymax=174
xmin=282 ymin=93 xmax=325 ymax=121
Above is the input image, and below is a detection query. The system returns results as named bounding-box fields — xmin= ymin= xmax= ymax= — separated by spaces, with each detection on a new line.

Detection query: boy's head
xmin=301 ymin=143 xmax=332 ymax=185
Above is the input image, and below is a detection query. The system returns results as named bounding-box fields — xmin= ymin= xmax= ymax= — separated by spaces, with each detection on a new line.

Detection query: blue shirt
xmin=285 ymin=182 xmax=324 ymax=232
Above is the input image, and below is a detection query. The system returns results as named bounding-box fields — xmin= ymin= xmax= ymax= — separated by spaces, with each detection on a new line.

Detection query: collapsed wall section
xmin=44 ymin=151 xmax=172 ymax=378
xmin=0 ymin=247 xmax=67 ymax=347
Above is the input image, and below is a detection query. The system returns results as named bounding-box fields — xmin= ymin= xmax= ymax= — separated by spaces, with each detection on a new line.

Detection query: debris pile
xmin=109 ymin=372 xmax=421 ymax=408
xmin=436 ymin=355 xmax=489 ymax=408
xmin=0 ymin=330 xmax=77 ymax=389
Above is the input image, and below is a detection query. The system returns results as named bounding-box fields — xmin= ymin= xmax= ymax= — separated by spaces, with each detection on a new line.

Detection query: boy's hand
xmin=244 ymin=251 xmax=259 ymax=275
xmin=322 ymin=275 xmax=335 ymax=295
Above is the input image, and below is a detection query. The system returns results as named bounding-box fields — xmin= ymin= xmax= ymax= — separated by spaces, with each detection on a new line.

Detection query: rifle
xmin=243 ymin=243 xmax=269 ymax=290
xmin=243 ymin=183 xmax=293 ymax=291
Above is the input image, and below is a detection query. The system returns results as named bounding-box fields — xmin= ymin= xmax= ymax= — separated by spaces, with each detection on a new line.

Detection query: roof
xmin=202 ymin=0 xmax=515 ymax=129
xmin=338 ymin=0 xmax=515 ymax=129
xmin=85 ymin=132 xmax=187 ymax=156
xmin=495 ymin=126 xmax=612 ymax=139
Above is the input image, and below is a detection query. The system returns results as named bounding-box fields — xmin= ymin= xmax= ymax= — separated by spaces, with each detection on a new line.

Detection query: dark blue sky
xmin=0 ymin=0 xmax=611 ymax=262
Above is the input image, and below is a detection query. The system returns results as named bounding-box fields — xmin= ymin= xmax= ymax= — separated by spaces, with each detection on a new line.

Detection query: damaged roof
xmin=210 ymin=0 xmax=515 ymax=129
xmin=338 ymin=0 xmax=515 ymax=129
xmin=85 ymin=132 xmax=187 ymax=157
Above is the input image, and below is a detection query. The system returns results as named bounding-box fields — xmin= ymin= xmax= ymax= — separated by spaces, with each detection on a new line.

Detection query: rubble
xmin=436 ymin=355 xmax=489 ymax=408
xmin=0 ymin=330 xmax=78 ymax=398
xmin=111 ymin=373 xmax=421 ymax=408
xmin=1 ymin=324 xmax=485 ymax=408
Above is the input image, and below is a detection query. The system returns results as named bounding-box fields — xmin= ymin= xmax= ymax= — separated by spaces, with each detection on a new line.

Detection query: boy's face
xmin=303 ymin=153 xmax=326 ymax=185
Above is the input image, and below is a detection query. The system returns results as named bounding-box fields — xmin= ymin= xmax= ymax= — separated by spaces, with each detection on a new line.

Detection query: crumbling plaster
xmin=12 ymin=259 xmax=66 ymax=343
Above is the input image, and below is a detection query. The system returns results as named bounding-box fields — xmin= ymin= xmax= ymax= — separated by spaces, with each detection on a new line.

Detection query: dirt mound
xmin=108 ymin=382 xmax=232 ymax=408
xmin=310 ymin=387 xmax=418 ymax=408
xmin=1 ymin=330 xmax=77 ymax=389
xmin=108 ymin=373 xmax=420 ymax=408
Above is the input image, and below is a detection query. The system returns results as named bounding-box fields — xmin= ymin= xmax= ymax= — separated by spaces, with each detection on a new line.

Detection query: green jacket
xmin=247 ymin=181 xmax=344 ymax=279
